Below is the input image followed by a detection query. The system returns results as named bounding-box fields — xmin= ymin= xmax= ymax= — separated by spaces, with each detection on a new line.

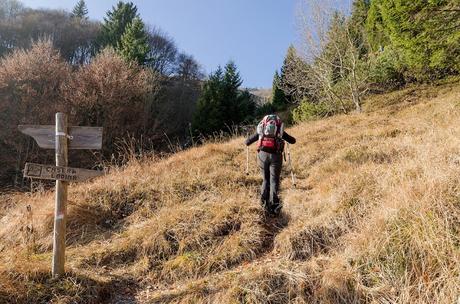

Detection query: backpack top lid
xmin=257 ymin=114 xmax=284 ymax=138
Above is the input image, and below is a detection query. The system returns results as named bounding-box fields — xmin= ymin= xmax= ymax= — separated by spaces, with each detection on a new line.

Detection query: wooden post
xmin=52 ymin=113 xmax=68 ymax=277
xmin=18 ymin=114 xmax=103 ymax=276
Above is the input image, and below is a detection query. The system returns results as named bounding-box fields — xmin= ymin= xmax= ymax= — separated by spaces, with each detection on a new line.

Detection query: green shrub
xmin=371 ymin=46 xmax=406 ymax=89
xmin=292 ymin=100 xmax=331 ymax=123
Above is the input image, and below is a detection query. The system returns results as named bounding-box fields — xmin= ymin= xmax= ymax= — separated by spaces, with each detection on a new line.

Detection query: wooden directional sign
xmin=18 ymin=113 xmax=104 ymax=277
xmin=18 ymin=125 xmax=103 ymax=150
xmin=24 ymin=163 xmax=104 ymax=183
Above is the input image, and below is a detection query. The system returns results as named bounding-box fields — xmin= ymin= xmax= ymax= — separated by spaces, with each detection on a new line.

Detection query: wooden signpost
xmin=19 ymin=113 xmax=103 ymax=277
xmin=18 ymin=125 xmax=103 ymax=149
xmin=24 ymin=163 xmax=104 ymax=182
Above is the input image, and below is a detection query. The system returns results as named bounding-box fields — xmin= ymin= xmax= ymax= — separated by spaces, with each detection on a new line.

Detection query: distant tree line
xmin=0 ymin=0 xmax=206 ymax=188
xmin=0 ymin=0 xmax=204 ymax=78
xmin=269 ymin=0 xmax=459 ymax=123
xmin=0 ymin=0 xmax=265 ymax=188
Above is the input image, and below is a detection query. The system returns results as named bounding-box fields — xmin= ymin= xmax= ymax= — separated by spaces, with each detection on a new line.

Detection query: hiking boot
xmin=260 ymin=199 xmax=273 ymax=216
xmin=260 ymin=196 xmax=268 ymax=207
xmin=272 ymin=204 xmax=283 ymax=215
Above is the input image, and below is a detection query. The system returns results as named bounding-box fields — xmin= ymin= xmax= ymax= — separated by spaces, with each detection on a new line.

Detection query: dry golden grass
xmin=1 ymin=81 xmax=460 ymax=303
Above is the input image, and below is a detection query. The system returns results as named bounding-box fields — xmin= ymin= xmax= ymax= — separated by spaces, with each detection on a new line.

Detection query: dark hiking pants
xmin=257 ymin=150 xmax=283 ymax=210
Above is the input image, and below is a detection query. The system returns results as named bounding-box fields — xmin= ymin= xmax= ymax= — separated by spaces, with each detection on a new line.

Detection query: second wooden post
xmin=52 ymin=112 xmax=68 ymax=277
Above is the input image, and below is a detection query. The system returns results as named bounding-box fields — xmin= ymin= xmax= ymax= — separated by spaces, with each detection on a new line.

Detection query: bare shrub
xmin=63 ymin=47 xmax=160 ymax=153
xmin=0 ymin=39 xmax=70 ymax=187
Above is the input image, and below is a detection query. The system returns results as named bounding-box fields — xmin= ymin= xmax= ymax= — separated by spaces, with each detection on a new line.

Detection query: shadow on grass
xmin=0 ymin=270 xmax=140 ymax=304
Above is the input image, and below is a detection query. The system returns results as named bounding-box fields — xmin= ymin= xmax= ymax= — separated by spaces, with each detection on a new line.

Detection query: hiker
xmin=245 ymin=114 xmax=296 ymax=215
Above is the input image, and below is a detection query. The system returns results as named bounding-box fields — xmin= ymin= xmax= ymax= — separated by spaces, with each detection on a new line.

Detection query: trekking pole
xmin=246 ymin=146 xmax=249 ymax=176
xmin=287 ymin=143 xmax=297 ymax=188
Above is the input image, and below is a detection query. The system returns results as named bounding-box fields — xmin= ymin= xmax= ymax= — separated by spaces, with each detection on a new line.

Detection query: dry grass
xmin=1 ymin=82 xmax=460 ymax=303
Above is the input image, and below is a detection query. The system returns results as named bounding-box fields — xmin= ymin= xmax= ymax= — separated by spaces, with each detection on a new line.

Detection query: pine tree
xmin=324 ymin=12 xmax=348 ymax=84
xmin=279 ymin=45 xmax=315 ymax=104
xmin=118 ymin=17 xmax=150 ymax=65
xmin=349 ymin=0 xmax=370 ymax=57
xmin=98 ymin=1 xmax=138 ymax=49
xmin=272 ymin=71 xmax=287 ymax=110
xmin=192 ymin=67 xmax=225 ymax=135
xmin=222 ymin=61 xmax=243 ymax=126
xmin=222 ymin=61 xmax=255 ymax=126
xmin=365 ymin=0 xmax=389 ymax=51
xmin=350 ymin=0 xmax=370 ymax=26
xmin=192 ymin=61 xmax=255 ymax=136
xmin=71 ymin=0 xmax=88 ymax=20
xmin=367 ymin=0 xmax=460 ymax=78
xmin=280 ymin=45 xmax=304 ymax=102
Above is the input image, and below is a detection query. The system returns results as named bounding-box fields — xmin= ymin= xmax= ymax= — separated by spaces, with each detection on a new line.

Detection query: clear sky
xmin=20 ymin=0 xmax=300 ymax=88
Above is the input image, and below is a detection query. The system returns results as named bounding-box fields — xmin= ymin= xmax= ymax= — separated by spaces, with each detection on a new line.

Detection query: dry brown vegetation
xmin=0 ymin=40 xmax=201 ymax=189
xmin=0 ymin=39 xmax=70 ymax=186
xmin=64 ymin=47 xmax=158 ymax=152
xmin=1 ymin=81 xmax=459 ymax=303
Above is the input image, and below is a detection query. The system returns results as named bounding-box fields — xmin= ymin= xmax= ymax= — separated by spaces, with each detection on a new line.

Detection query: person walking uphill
xmin=245 ymin=114 xmax=296 ymax=216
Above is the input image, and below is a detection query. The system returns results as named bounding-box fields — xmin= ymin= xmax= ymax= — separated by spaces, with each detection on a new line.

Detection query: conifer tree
xmin=192 ymin=61 xmax=255 ymax=136
xmin=349 ymin=0 xmax=370 ymax=57
xmin=367 ymin=0 xmax=459 ymax=78
xmin=365 ymin=0 xmax=389 ymax=51
xmin=222 ymin=61 xmax=243 ymax=125
xmin=280 ymin=45 xmax=304 ymax=102
xmin=272 ymin=70 xmax=287 ymax=110
xmin=71 ymin=0 xmax=88 ymax=20
xmin=192 ymin=67 xmax=225 ymax=135
xmin=279 ymin=45 xmax=316 ymax=105
xmin=99 ymin=1 xmax=138 ymax=49
xmin=118 ymin=17 xmax=150 ymax=65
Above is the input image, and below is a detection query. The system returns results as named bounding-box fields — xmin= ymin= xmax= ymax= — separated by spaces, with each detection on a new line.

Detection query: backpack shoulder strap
xmin=279 ymin=122 xmax=284 ymax=138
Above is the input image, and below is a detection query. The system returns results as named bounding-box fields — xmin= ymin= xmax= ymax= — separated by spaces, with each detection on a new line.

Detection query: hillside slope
xmin=1 ymin=82 xmax=459 ymax=303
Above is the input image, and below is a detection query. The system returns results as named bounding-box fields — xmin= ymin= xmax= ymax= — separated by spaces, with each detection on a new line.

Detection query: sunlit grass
xmin=0 ymin=82 xmax=459 ymax=303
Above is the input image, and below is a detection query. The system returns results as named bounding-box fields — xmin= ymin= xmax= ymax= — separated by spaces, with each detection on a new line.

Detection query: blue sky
xmin=20 ymin=0 xmax=300 ymax=88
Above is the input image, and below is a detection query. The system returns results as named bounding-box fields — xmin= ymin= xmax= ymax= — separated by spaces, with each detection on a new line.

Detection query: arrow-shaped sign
xmin=24 ymin=163 xmax=105 ymax=182
xmin=18 ymin=125 xmax=103 ymax=150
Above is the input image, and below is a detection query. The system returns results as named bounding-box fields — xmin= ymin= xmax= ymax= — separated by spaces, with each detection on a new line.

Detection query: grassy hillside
xmin=1 ymin=81 xmax=459 ymax=303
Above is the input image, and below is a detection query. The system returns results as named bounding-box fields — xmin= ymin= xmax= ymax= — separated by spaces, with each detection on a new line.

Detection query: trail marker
xmin=18 ymin=125 xmax=102 ymax=149
xmin=24 ymin=163 xmax=104 ymax=182
xmin=19 ymin=113 xmax=104 ymax=277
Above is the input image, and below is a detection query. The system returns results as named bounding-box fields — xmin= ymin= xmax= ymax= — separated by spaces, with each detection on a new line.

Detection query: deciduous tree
xmin=175 ymin=53 xmax=204 ymax=80
xmin=147 ymin=27 xmax=178 ymax=75
xmin=0 ymin=39 xmax=70 ymax=186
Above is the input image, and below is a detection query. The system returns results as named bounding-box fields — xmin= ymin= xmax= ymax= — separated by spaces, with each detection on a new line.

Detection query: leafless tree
xmin=0 ymin=39 xmax=70 ymax=187
xmin=174 ymin=52 xmax=204 ymax=80
xmin=0 ymin=8 xmax=100 ymax=64
xmin=0 ymin=0 xmax=24 ymax=20
xmin=146 ymin=78 xmax=201 ymax=142
xmin=293 ymin=0 xmax=372 ymax=112
xmin=146 ymin=26 xmax=178 ymax=76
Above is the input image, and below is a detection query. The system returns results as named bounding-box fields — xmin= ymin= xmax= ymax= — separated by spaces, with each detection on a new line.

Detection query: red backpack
xmin=257 ymin=115 xmax=284 ymax=152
